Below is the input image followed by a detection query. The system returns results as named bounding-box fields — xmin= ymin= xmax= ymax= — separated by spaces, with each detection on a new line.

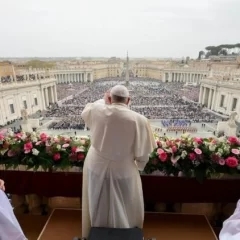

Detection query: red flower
xmin=53 ymin=153 xmax=61 ymax=161
xmin=159 ymin=152 xmax=168 ymax=162
xmin=77 ymin=153 xmax=85 ymax=160
xmin=228 ymin=137 xmax=238 ymax=144
xmin=72 ymin=146 xmax=77 ymax=153
xmin=189 ymin=153 xmax=196 ymax=161
xmin=225 ymin=157 xmax=238 ymax=168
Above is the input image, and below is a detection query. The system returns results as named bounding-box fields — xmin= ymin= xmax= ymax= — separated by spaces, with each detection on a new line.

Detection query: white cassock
xmin=0 ymin=190 xmax=27 ymax=240
xmin=81 ymin=100 xmax=156 ymax=238
xmin=219 ymin=200 xmax=240 ymax=240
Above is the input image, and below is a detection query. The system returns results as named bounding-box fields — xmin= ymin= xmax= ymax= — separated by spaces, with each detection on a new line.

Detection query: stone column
xmin=202 ymin=87 xmax=206 ymax=105
xmin=54 ymin=85 xmax=58 ymax=102
xmin=41 ymin=88 xmax=46 ymax=110
xmin=199 ymin=86 xmax=203 ymax=103
xmin=207 ymin=89 xmax=213 ymax=109
xmin=44 ymin=88 xmax=49 ymax=107
xmin=91 ymin=73 xmax=93 ymax=82
xmin=211 ymin=89 xmax=216 ymax=110
xmin=50 ymin=86 xmax=54 ymax=104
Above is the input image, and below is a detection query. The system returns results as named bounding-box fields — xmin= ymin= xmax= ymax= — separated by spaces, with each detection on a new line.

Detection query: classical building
xmin=0 ymin=68 xmax=57 ymax=126
xmin=199 ymin=76 xmax=240 ymax=115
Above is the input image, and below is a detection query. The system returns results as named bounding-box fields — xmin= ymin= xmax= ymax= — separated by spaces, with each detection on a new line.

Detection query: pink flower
xmin=194 ymin=137 xmax=203 ymax=144
xmin=166 ymin=140 xmax=172 ymax=147
xmin=171 ymin=155 xmax=179 ymax=164
xmin=35 ymin=141 xmax=42 ymax=146
xmin=24 ymin=142 xmax=33 ymax=154
xmin=231 ymin=149 xmax=240 ymax=155
xmin=194 ymin=148 xmax=202 ymax=155
xmin=159 ymin=152 xmax=168 ymax=162
xmin=7 ymin=150 xmax=16 ymax=157
xmin=62 ymin=143 xmax=70 ymax=148
xmin=211 ymin=139 xmax=217 ymax=144
xmin=53 ymin=153 xmax=61 ymax=161
xmin=156 ymin=141 xmax=161 ymax=146
xmin=0 ymin=134 xmax=4 ymax=141
xmin=53 ymin=138 xmax=60 ymax=143
xmin=171 ymin=146 xmax=177 ymax=153
xmin=0 ymin=129 xmax=7 ymax=135
xmin=15 ymin=133 xmax=22 ymax=139
xmin=228 ymin=136 xmax=238 ymax=144
xmin=40 ymin=133 xmax=47 ymax=142
xmin=157 ymin=148 xmax=164 ymax=155
xmin=189 ymin=153 xmax=196 ymax=161
xmin=218 ymin=159 xmax=225 ymax=165
xmin=225 ymin=157 xmax=238 ymax=168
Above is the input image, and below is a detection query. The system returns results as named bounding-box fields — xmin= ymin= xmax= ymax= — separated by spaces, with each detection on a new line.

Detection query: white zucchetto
xmin=110 ymin=85 xmax=129 ymax=98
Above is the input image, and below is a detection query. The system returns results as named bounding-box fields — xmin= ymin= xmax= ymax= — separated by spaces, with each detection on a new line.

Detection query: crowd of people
xmin=0 ymin=74 xmax=52 ymax=83
xmin=43 ymin=77 xmax=219 ymax=130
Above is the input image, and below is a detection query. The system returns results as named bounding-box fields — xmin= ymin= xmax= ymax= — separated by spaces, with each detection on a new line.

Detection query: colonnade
xmin=163 ymin=71 xmax=206 ymax=84
xmin=41 ymin=85 xmax=58 ymax=109
xmin=54 ymin=72 xmax=93 ymax=84
xmin=199 ymin=86 xmax=217 ymax=110
xmin=199 ymin=81 xmax=240 ymax=115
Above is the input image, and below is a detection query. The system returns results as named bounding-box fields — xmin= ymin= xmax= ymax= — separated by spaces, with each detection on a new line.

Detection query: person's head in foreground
xmin=107 ymin=85 xmax=130 ymax=105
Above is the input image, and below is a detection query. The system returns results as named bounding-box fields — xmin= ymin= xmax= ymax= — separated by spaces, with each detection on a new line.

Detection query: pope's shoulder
xmin=128 ymin=108 xmax=149 ymax=123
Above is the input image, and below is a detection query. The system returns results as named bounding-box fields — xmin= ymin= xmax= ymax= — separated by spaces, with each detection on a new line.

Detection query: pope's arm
xmin=134 ymin=117 xmax=157 ymax=171
xmin=81 ymin=99 xmax=105 ymax=129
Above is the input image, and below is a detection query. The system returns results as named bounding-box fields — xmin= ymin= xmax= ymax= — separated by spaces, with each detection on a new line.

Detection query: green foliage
xmin=25 ymin=60 xmax=56 ymax=69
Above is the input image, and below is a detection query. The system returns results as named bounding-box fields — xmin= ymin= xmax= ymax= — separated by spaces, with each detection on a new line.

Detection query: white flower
xmin=56 ymin=144 xmax=61 ymax=150
xmin=193 ymin=142 xmax=199 ymax=148
xmin=161 ymin=142 xmax=167 ymax=148
xmin=31 ymin=137 xmax=38 ymax=143
xmin=80 ymin=139 xmax=86 ymax=145
xmin=31 ymin=132 xmax=37 ymax=137
xmin=21 ymin=133 xmax=27 ymax=140
xmin=181 ymin=150 xmax=187 ymax=159
xmin=209 ymin=144 xmax=216 ymax=152
xmin=217 ymin=148 xmax=223 ymax=155
xmin=76 ymin=146 xmax=85 ymax=152
xmin=32 ymin=148 xmax=39 ymax=156
xmin=218 ymin=137 xmax=226 ymax=143
xmin=182 ymin=132 xmax=190 ymax=138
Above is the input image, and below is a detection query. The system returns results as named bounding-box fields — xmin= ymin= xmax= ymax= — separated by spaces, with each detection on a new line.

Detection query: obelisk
xmin=125 ymin=52 xmax=129 ymax=86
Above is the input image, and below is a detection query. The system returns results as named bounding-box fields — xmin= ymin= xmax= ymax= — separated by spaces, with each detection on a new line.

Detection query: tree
xmin=198 ymin=51 xmax=205 ymax=60
xmin=25 ymin=60 xmax=56 ymax=69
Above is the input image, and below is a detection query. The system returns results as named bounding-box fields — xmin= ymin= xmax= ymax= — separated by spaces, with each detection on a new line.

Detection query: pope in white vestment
xmin=81 ymin=85 xmax=156 ymax=239
xmin=0 ymin=179 xmax=27 ymax=240
xmin=219 ymin=200 xmax=240 ymax=240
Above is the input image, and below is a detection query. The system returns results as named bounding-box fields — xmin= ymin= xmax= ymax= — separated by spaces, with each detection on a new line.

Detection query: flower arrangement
xmin=144 ymin=133 xmax=240 ymax=182
xmin=0 ymin=129 xmax=240 ymax=181
xmin=0 ymin=129 xmax=90 ymax=171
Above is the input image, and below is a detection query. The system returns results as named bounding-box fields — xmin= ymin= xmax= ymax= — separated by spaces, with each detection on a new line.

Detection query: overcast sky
xmin=0 ymin=0 xmax=239 ymax=58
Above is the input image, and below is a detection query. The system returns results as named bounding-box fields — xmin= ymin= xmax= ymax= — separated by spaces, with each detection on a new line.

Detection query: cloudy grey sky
xmin=0 ymin=0 xmax=239 ymax=58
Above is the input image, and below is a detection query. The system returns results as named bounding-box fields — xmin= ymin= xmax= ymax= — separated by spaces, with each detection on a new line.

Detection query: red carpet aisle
xmin=37 ymin=209 xmax=218 ymax=240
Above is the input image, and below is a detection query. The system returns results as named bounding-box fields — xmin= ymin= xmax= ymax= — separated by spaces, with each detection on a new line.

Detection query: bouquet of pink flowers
xmin=145 ymin=133 xmax=240 ymax=182
xmin=0 ymin=129 xmax=90 ymax=171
